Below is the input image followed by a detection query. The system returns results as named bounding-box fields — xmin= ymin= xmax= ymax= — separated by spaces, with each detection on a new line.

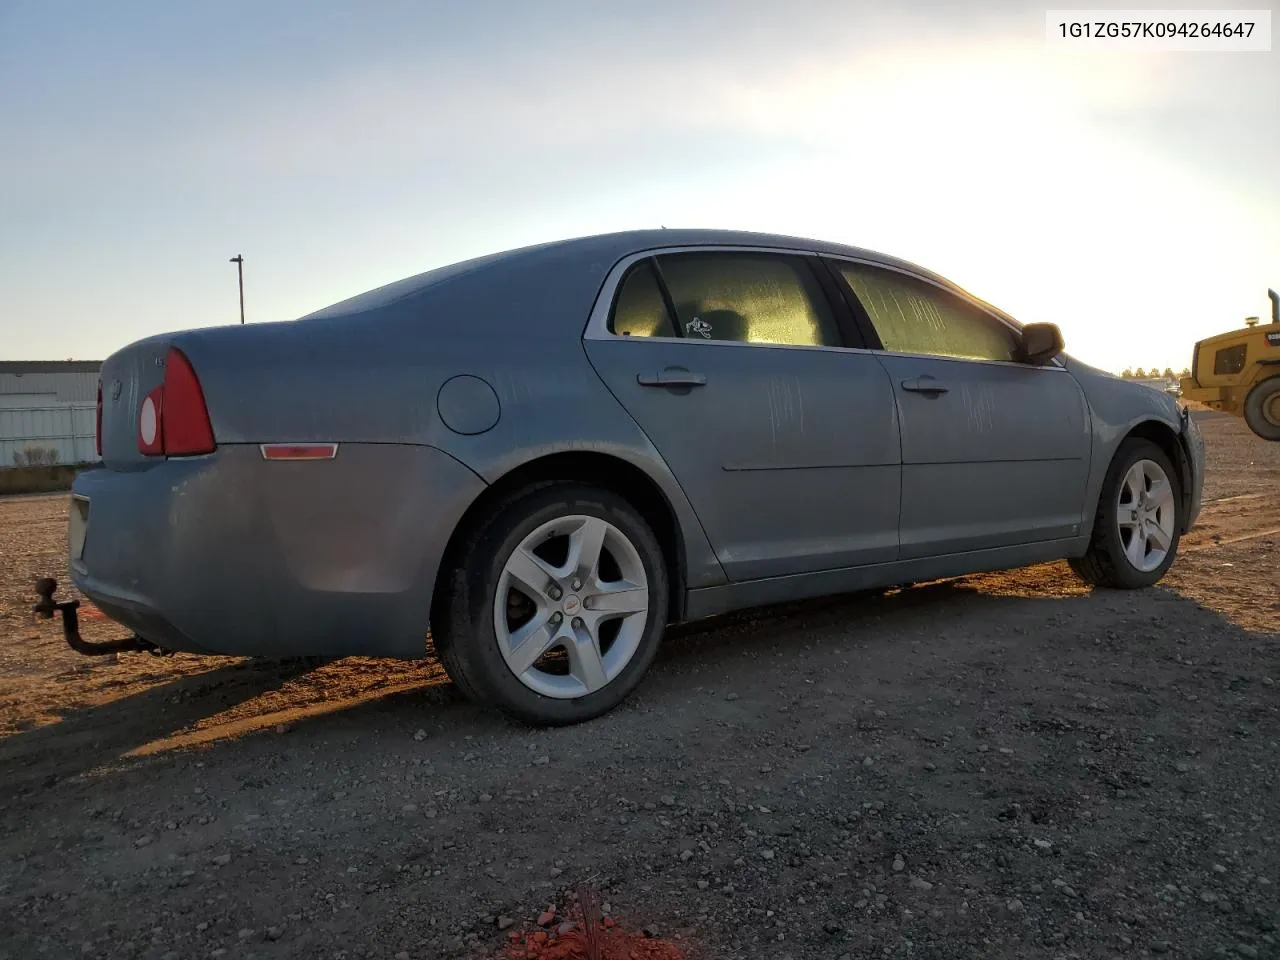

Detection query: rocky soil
xmin=0 ymin=412 xmax=1276 ymax=960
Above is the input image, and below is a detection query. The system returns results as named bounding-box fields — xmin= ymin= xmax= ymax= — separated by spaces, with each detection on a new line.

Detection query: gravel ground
xmin=1 ymin=412 xmax=1277 ymax=960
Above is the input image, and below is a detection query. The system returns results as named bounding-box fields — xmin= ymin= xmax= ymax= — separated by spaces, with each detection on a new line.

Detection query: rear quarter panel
xmin=73 ymin=443 xmax=485 ymax=658
xmin=170 ymin=244 xmax=726 ymax=595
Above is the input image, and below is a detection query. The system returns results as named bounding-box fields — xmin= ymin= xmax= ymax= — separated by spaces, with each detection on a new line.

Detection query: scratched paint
xmin=764 ymin=376 xmax=806 ymax=452
xmin=959 ymin=382 xmax=997 ymax=434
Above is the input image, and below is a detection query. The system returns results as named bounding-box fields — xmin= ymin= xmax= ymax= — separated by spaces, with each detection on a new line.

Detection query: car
xmin=56 ymin=228 xmax=1206 ymax=725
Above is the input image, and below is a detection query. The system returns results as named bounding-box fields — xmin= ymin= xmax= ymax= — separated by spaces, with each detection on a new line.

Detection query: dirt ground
xmin=1 ymin=412 xmax=1277 ymax=960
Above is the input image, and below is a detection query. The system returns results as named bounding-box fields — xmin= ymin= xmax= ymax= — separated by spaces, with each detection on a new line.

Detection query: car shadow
xmin=0 ymin=656 xmax=327 ymax=798
xmin=0 ymin=568 xmax=1261 ymax=798
xmin=659 ymin=577 xmax=1018 ymax=660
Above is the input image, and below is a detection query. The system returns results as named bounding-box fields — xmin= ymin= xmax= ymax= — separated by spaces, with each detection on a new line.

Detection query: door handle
xmin=637 ymin=369 xmax=707 ymax=388
xmin=901 ymin=376 xmax=949 ymax=396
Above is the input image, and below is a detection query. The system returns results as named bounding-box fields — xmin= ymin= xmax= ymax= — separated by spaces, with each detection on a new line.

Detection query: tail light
xmin=137 ymin=347 xmax=216 ymax=457
xmin=95 ymin=380 xmax=103 ymax=457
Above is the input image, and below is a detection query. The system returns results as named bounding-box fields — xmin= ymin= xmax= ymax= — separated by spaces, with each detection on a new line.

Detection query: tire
xmin=1068 ymin=438 xmax=1183 ymax=589
xmin=1243 ymin=377 xmax=1280 ymax=441
xmin=433 ymin=484 xmax=669 ymax=726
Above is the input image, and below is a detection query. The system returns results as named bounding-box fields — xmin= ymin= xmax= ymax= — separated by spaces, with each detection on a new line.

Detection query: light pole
xmin=229 ymin=254 xmax=245 ymax=324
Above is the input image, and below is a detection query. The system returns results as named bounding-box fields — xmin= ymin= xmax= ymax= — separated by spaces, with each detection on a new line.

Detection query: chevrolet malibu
xmin=59 ymin=229 xmax=1205 ymax=725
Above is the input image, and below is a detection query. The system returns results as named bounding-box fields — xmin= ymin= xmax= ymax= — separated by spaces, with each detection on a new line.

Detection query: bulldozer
xmin=1179 ymin=288 xmax=1280 ymax=441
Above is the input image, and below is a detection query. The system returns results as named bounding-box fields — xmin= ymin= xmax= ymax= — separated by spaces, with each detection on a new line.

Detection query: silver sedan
xmin=59 ymin=229 xmax=1205 ymax=724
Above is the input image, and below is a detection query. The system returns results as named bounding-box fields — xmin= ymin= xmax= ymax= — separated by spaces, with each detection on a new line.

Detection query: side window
xmin=655 ymin=253 xmax=840 ymax=347
xmin=1213 ymin=344 xmax=1247 ymax=375
xmin=609 ymin=260 xmax=676 ymax=337
xmin=836 ymin=262 xmax=1018 ymax=362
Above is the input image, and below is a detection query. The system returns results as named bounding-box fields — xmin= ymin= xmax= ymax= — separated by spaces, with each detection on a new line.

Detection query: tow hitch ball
xmin=32 ymin=578 xmax=165 ymax=656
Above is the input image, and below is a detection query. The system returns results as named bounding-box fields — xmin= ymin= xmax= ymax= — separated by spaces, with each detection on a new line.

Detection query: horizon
xmin=2 ymin=1 xmax=1277 ymax=374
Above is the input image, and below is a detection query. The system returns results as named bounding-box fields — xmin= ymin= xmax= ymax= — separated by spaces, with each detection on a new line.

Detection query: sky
xmin=1 ymin=0 xmax=1277 ymax=374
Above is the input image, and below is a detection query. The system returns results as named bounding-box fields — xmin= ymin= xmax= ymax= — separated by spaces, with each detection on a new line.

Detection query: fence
xmin=0 ymin=403 xmax=98 ymax=467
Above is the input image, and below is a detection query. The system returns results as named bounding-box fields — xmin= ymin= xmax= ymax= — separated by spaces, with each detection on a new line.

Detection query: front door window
xmin=835 ymin=262 xmax=1019 ymax=362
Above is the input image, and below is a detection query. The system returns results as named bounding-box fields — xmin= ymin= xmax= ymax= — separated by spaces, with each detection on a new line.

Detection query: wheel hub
xmin=1265 ymin=392 xmax=1280 ymax=426
xmin=493 ymin=514 xmax=650 ymax=700
xmin=1116 ymin=458 xmax=1176 ymax=573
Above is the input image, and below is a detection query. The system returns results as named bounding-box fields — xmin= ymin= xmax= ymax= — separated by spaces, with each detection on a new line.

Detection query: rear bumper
xmin=69 ymin=443 xmax=485 ymax=658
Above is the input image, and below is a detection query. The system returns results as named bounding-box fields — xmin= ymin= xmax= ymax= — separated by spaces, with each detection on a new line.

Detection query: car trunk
xmin=171 ymin=318 xmax=461 ymax=448
xmin=96 ymin=297 xmax=478 ymax=463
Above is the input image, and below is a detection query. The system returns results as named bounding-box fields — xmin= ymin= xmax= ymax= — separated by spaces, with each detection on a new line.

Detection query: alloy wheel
xmin=493 ymin=515 xmax=650 ymax=699
xmin=1115 ymin=458 xmax=1176 ymax=573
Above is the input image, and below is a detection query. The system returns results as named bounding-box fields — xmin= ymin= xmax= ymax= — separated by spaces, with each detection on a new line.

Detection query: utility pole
xmin=229 ymin=254 xmax=245 ymax=324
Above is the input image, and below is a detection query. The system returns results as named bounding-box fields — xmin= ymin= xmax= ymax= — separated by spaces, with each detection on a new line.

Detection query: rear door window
xmin=609 ymin=260 xmax=677 ymax=338
xmin=654 ymin=253 xmax=841 ymax=347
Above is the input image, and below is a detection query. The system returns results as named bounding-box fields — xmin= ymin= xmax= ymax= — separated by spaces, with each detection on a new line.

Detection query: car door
xmin=825 ymin=257 xmax=1092 ymax=560
xmin=583 ymin=249 xmax=902 ymax=582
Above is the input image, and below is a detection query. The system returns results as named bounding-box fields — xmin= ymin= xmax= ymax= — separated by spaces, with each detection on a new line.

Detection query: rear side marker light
xmin=260 ymin=443 xmax=339 ymax=461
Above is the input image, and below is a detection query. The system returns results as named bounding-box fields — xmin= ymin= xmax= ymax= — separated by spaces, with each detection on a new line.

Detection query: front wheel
xmin=1243 ymin=377 xmax=1280 ymax=441
xmin=433 ymin=485 xmax=669 ymax=726
xmin=1069 ymin=438 xmax=1182 ymax=589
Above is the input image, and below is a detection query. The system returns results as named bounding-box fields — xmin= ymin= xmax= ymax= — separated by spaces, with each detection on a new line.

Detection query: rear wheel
xmin=433 ymin=484 xmax=669 ymax=725
xmin=1069 ymin=438 xmax=1182 ymax=589
xmin=1243 ymin=377 xmax=1280 ymax=441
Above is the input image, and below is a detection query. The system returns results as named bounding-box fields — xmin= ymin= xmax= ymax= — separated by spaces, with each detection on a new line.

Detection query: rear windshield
xmin=298 ymin=249 xmax=519 ymax=321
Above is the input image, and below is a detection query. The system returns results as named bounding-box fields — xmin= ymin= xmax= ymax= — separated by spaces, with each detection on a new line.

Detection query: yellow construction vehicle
xmin=1179 ymin=288 xmax=1280 ymax=441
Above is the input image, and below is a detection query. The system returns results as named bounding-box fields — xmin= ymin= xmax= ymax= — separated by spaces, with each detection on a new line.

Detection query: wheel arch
xmin=1119 ymin=418 xmax=1195 ymax=533
xmin=431 ymin=450 xmax=688 ymax=627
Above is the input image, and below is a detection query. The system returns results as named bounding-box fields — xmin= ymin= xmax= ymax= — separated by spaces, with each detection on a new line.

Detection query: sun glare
xmin=684 ymin=45 xmax=1275 ymax=373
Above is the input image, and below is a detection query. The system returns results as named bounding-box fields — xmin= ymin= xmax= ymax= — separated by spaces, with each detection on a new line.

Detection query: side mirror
xmin=1019 ymin=322 xmax=1064 ymax=365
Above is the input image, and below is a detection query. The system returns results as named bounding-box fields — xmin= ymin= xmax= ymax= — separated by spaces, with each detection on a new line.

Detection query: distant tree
xmin=1120 ymin=368 xmax=1135 ymax=378
xmin=1179 ymin=368 xmax=1191 ymax=379
xmin=1162 ymin=367 xmax=1176 ymax=380
xmin=1134 ymin=368 xmax=1146 ymax=378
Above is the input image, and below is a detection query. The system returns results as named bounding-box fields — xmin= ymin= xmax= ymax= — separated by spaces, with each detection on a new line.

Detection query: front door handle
xmin=901 ymin=376 xmax=949 ymax=396
xmin=637 ymin=369 xmax=707 ymax=388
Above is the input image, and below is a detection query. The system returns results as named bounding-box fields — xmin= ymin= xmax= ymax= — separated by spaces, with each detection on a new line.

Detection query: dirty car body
xmin=66 ymin=229 xmax=1206 ymax=723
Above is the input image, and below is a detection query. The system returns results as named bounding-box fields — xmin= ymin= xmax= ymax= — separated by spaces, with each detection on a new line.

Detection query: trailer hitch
xmin=32 ymin=578 xmax=167 ymax=657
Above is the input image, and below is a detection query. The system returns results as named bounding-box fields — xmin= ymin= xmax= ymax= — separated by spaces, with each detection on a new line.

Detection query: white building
xmin=0 ymin=361 xmax=102 ymax=467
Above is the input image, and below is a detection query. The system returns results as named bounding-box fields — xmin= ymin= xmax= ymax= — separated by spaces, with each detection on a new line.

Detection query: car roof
xmin=580 ymin=230 xmax=1018 ymax=323
xmin=299 ymin=228 xmax=1015 ymax=326
xmin=519 ymin=228 xmax=956 ymax=288
xmin=541 ymin=227 xmax=901 ymax=263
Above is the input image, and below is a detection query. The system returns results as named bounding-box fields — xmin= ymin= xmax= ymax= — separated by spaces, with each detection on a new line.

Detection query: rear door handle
xmin=637 ymin=369 xmax=707 ymax=388
xmin=901 ymin=376 xmax=949 ymax=396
